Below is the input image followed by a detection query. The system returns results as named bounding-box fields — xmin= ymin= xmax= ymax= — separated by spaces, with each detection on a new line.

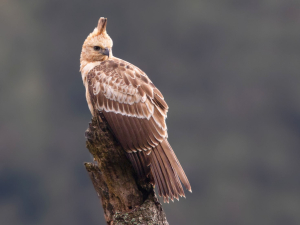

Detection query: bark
xmin=84 ymin=112 xmax=169 ymax=225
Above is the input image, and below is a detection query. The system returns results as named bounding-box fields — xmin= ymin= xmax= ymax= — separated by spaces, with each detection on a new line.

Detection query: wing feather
xmin=85 ymin=58 xmax=190 ymax=202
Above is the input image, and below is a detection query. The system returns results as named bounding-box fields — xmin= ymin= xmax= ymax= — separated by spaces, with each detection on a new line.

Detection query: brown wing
xmin=87 ymin=58 xmax=191 ymax=202
xmin=87 ymin=58 xmax=168 ymax=153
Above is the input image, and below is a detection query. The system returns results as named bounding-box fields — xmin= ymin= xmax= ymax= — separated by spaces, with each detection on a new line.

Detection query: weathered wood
xmin=84 ymin=112 xmax=169 ymax=225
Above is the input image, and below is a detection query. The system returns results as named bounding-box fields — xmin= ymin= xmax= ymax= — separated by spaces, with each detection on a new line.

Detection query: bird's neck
xmin=80 ymin=57 xmax=116 ymax=83
xmin=80 ymin=60 xmax=89 ymax=73
xmin=80 ymin=55 xmax=114 ymax=73
xmin=80 ymin=60 xmax=101 ymax=76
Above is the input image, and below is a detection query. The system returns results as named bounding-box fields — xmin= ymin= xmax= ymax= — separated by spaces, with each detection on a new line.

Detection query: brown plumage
xmin=80 ymin=17 xmax=191 ymax=202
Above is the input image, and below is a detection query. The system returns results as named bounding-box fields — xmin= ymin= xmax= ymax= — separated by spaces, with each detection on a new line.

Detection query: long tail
xmin=126 ymin=139 xmax=191 ymax=203
xmin=149 ymin=139 xmax=191 ymax=203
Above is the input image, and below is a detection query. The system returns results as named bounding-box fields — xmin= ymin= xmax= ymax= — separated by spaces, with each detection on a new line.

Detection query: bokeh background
xmin=1 ymin=1 xmax=300 ymax=224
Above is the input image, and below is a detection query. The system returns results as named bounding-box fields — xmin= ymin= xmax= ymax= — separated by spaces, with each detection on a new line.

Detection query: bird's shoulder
xmin=88 ymin=58 xmax=151 ymax=89
xmin=87 ymin=57 xmax=165 ymax=102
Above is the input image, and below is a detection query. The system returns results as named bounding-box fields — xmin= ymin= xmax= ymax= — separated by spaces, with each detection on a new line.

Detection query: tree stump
xmin=84 ymin=112 xmax=169 ymax=225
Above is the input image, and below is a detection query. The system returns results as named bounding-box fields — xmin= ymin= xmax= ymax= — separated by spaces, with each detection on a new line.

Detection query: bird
xmin=80 ymin=17 xmax=191 ymax=203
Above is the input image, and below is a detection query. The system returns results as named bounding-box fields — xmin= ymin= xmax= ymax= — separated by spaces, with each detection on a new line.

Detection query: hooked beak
xmin=102 ymin=48 xmax=110 ymax=57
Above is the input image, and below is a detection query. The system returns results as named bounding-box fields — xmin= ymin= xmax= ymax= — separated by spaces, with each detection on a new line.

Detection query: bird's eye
xmin=93 ymin=46 xmax=101 ymax=51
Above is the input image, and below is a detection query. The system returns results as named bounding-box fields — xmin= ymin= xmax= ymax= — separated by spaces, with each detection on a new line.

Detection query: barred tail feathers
xmin=126 ymin=139 xmax=191 ymax=203
xmin=150 ymin=139 xmax=191 ymax=202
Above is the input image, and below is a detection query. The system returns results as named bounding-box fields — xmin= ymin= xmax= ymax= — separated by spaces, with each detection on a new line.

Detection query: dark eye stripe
xmin=93 ymin=46 xmax=101 ymax=51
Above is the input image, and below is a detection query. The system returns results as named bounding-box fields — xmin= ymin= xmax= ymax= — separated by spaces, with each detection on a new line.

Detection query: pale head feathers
xmin=80 ymin=17 xmax=113 ymax=72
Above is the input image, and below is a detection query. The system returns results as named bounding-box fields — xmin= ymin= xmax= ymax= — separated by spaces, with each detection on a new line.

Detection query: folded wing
xmin=87 ymin=58 xmax=191 ymax=202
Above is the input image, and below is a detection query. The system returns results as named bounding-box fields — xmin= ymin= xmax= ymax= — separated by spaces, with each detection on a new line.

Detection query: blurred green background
xmin=1 ymin=0 xmax=300 ymax=224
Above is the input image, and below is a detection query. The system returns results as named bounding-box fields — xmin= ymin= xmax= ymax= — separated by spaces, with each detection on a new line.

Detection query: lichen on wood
xmin=84 ymin=112 xmax=169 ymax=225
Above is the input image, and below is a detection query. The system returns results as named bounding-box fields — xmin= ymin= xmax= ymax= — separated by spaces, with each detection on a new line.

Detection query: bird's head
xmin=80 ymin=17 xmax=113 ymax=66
